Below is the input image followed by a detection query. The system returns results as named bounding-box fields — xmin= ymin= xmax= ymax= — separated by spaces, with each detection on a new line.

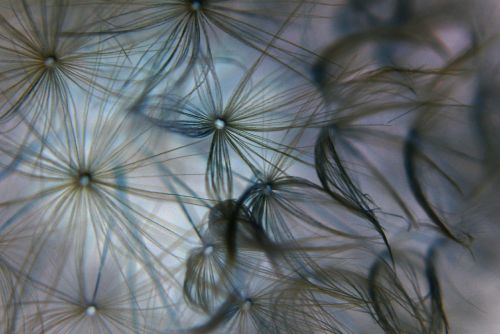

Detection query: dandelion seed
xmin=0 ymin=0 xmax=129 ymax=146
xmin=21 ymin=241 xmax=181 ymax=333
xmin=87 ymin=0 xmax=332 ymax=87
xmin=0 ymin=92 xmax=203 ymax=289
xmin=134 ymin=60 xmax=322 ymax=198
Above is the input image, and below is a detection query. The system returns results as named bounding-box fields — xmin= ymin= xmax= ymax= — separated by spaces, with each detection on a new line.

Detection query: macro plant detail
xmin=0 ymin=0 xmax=499 ymax=333
xmin=0 ymin=0 xmax=129 ymax=135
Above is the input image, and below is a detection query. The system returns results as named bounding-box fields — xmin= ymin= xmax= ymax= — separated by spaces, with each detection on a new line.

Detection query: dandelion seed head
xmin=214 ymin=118 xmax=225 ymax=130
xmin=85 ymin=305 xmax=96 ymax=317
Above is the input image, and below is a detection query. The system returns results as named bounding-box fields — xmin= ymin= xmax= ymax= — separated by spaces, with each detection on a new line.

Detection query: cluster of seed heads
xmin=0 ymin=0 xmax=499 ymax=333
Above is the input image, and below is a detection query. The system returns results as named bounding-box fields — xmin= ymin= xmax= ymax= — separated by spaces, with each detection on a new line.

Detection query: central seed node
xmin=242 ymin=298 xmax=252 ymax=311
xmin=44 ymin=56 xmax=56 ymax=67
xmin=191 ymin=0 xmax=202 ymax=11
xmin=203 ymin=245 xmax=214 ymax=256
xmin=214 ymin=118 xmax=225 ymax=130
xmin=78 ymin=172 xmax=92 ymax=187
xmin=85 ymin=305 xmax=96 ymax=316
xmin=263 ymin=183 xmax=273 ymax=196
